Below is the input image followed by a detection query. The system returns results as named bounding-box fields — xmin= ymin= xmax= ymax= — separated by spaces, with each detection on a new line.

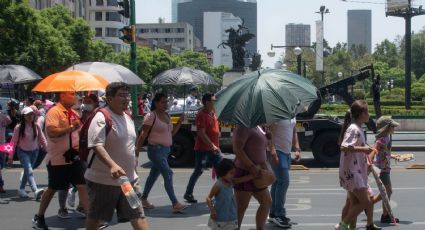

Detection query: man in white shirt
xmin=185 ymin=87 xmax=198 ymax=107
xmin=268 ymin=118 xmax=301 ymax=228
xmin=169 ymin=100 xmax=182 ymax=111
xmin=85 ymin=82 xmax=149 ymax=230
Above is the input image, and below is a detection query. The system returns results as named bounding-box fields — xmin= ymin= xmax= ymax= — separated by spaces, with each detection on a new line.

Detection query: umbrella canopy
xmin=32 ymin=70 xmax=109 ymax=92
xmin=0 ymin=65 xmax=41 ymax=84
xmin=151 ymin=67 xmax=218 ymax=85
xmin=67 ymin=62 xmax=144 ymax=85
xmin=215 ymin=69 xmax=318 ymax=128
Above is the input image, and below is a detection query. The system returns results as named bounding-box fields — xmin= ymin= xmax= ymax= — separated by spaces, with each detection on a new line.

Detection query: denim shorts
xmin=0 ymin=152 xmax=6 ymax=169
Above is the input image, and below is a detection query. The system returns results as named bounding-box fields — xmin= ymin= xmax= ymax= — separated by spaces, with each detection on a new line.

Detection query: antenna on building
xmin=158 ymin=17 xmax=165 ymax=23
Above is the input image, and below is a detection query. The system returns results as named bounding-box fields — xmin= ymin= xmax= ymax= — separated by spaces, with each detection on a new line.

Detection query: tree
xmin=373 ymin=39 xmax=400 ymax=68
xmin=411 ymin=28 xmax=425 ymax=79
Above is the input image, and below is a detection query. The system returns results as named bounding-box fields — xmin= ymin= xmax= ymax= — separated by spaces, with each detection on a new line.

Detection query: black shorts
xmin=47 ymin=160 xmax=86 ymax=190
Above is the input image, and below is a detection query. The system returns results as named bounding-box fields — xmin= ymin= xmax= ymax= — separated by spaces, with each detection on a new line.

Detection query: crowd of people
xmin=0 ymin=82 xmax=401 ymax=230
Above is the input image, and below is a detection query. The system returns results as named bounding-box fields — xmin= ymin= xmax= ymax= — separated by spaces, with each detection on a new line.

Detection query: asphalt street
xmin=0 ymin=151 xmax=424 ymax=230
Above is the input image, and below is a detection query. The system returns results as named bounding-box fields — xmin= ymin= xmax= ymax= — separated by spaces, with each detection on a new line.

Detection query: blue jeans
xmin=142 ymin=145 xmax=177 ymax=204
xmin=0 ymin=153 xmax=5 ymax=187
xmin=270 ymin=150 xmax=291 ymax=217
xmin=17 ymin=148 xmax=39 ymax=191
xmin=185 ymin=150 xmax=222 ymax=196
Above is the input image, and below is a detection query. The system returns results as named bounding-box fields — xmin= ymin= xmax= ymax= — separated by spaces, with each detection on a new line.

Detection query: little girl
xmin=337 ymin=100 xmax=374 ymax=230
xmin=374 ymin=116 xmax=400 ymax=223
xmin=206 ymin=158 xmax=238 ymax=230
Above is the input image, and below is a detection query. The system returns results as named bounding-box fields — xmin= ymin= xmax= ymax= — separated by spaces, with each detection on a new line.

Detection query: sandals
xmin=141 ymin=199 xmax=155 ymax=209
xmin=172 ymin=202 xmax=188 ymax=213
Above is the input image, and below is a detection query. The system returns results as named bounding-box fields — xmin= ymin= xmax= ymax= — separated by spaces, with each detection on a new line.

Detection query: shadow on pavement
xmin=144 ymin=202 xmax=209 ymax=218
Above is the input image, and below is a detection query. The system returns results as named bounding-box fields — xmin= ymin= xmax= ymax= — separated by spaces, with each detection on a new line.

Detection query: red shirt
xmin=194 ymin=109 xmax=219 ymax=151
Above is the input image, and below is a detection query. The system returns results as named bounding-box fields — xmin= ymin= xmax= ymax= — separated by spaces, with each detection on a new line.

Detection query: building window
xmin=165 ymin=28 xmax=171 ymax=33
xmin=107 ymin=0 xmax=118 ymax=6
xmin=174 ymin=38 xmax=184 ymax=43
xmin=95 ymin=28 xmax=102 ymax=37
xmin=106 ymin=28 xmax=118 ymax=37
xmin=108 ymin=43 xmax=121 ymax=52
xmin=106 ymin=12 xmax=121 ymax=22
xmin=95 ymin=12 xmax=102 ymax=21
xmin=96 ymin=0 xmax=104 ymax=6
xmin=150 ymin=28 xmax=159 ymax=33
xmin=140 ymin=28 xmax=149 ymax=33
xmin=176 ymin=28 xmax=184 ymax=33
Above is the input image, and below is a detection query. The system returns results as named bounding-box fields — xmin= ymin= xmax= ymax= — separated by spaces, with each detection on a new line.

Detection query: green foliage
xmin=0 ymin=2 xmax=113 ymax=76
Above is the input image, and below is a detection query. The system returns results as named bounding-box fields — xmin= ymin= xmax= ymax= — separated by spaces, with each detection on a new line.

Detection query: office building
xmin=28 ymin=0 xmax=130 ymax=52
xmin=347 ymin=9 xmax=372 ymax=53
xmin=136 ymin=21 xmax=194 ymax=53
xmin=203 ymin=12 xmax=242 ymax=67
xmin=285 ymin=23 xmax=311 ymax=47
xmin=178 ymin=0 xmax=257 ymax=55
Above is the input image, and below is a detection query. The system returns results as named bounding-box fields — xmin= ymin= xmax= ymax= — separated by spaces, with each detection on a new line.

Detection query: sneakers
xmin=18 ymin=189 xmax=29 ymax=198
xmin=183 ymin=194 xmax=197 ymax=203
xmin=335 ymin=222 xmax=349 ymax=230
xmin=98 ymin=221 xmax=109 ymax=230
xmin=67 ymin=188 xmax=76 ymax=208
xmin=380 ymin=214 xmax=400 ymax=223
xmin=268 ymin=214 xmax=276 ymax=223
xmin=57 ymin=208 xmax=71 ymax=219
xmin=34 ymin=189 xmax=44 ymax=201
xmin=271 ymin=216 xmax=291 ymax=228
xmin=0 ymin=199 xmax=9 ymax=204
xmin=32 ymin=214 xmax=48 ymax=230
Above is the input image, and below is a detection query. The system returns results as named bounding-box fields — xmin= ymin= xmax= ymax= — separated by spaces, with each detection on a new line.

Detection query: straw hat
xmin=376 ymin=116 xmax=400 ymax=138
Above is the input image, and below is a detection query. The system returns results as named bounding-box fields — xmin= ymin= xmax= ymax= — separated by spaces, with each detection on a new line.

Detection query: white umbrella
xmin=68 ymin=62 xmax=144 ymax=85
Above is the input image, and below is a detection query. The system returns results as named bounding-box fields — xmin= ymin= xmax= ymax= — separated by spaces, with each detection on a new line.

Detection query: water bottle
xmin=119 ymin=176 xmax=141 ymax=209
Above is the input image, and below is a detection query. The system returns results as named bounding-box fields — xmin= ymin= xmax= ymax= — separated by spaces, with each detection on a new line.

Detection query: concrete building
xmin=178 ymin=0 xmax=257 ymax=55
xmin=171 ymin=0 xmax=191 ymax=23
xmin=136 ymin=21 xmax=194 ymax=53
xmin=203 ymin=12 xmax=242 ymax=68
xmin=28 ymin=0 xmax=130 ymax=52
xmin=347 ymin=9 xmax=372 ymax=53
xmin=285 ymin=23 xmax=311 ymax=47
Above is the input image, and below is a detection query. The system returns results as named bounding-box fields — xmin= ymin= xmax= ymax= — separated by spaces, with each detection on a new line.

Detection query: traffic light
xmin=118 ymin=0 xmax=130 ymax=18
xmin=119 ymin=26 xmax=133 ymax=44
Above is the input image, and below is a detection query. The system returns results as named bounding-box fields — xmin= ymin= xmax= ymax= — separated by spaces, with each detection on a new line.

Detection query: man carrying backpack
xmin=84 ymin=82 xmax=149 ymax=230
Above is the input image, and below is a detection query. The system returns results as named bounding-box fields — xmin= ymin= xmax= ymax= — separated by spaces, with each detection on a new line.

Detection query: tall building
xmin=285 ymin=23 xmax=311 ymax=47
xmin=171 ymin=0 xmax=190 ymax=23
xmin=28 ymin=0 xmax=130 ymax=52
xmin=178 ymin=0 xmax=257 ymax=55
xmin=347 ymin=10 xmax=372 ymax=53
xmin=136 ymin=21 xmax=194 ymax=53
xmin=203 ymin=12 xmax=242 ymax=68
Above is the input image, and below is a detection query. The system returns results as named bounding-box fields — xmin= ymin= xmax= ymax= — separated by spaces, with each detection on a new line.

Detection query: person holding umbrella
xmin=136 ymin=92 xmax=187 ymax=213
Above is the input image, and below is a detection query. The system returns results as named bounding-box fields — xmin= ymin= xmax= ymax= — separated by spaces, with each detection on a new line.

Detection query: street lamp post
xmin=268 ymin=44 xmax=311 ymax=76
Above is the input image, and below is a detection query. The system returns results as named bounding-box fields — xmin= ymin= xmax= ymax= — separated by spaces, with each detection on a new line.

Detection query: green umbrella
xmin=215 ymin=69 xmax=318 ymax=127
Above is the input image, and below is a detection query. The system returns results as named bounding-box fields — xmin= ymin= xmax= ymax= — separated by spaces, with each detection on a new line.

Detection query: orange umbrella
xmin=32 ymin=70 xmax=109 ymax=92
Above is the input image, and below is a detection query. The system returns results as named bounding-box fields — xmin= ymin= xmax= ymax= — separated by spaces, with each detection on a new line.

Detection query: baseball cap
xmin=21 ymin=107 xmax=35 ymax=115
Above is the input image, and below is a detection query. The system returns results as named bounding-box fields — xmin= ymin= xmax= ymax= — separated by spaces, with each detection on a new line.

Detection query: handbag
xmin=252 ymin=162 xmax=276 ymax=189
xmin=142 ymin=112 xmax=156 ymax=147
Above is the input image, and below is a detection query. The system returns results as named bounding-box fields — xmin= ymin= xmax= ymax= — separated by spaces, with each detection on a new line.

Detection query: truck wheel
xmin=169 ymin=132 xmax=194 ymax=167
xmin=312 ymin=131 xmax=340 ymax=167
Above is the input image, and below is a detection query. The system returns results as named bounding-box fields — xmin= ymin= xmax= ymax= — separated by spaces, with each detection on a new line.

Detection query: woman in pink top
xmin=136 ymin=92 xmax=187 ymax=213
xmin=9 ymin=107 xmax=47 ymax=200
xmin=232 ymin=125 xmax=272 ymax=230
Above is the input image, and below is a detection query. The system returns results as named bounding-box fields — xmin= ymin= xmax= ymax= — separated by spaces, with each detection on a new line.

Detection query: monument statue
xmin=218 ymin=21 xmax=255 ymax=71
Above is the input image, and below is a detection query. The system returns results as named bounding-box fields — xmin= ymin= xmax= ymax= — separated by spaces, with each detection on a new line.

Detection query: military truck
xmin=168 ymin=65 xmax=380 ymax=167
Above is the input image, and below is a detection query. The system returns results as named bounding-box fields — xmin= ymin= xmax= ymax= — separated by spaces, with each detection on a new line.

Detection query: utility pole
xmin=316 ymin=6 xmax=329 ymax=87
xmin=387 ymin=0 xmax=425 ymax=109
xmin=129 ymin=0 xmax=137 ymax=119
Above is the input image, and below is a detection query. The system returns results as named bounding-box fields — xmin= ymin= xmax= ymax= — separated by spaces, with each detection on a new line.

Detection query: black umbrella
xmin=0 ymin=65 xmax=42 ymax=84
xmin=151 ymin=67 xmax=219 ymax=109
xmin=152 ymin=67 xmax=218 ymax=86
xmin=0 ymin=65 xmax=42 ymax=99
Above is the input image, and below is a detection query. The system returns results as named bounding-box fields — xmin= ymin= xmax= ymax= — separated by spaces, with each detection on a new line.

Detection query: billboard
xmin=386 ymin=0 xmax=410 ymax=13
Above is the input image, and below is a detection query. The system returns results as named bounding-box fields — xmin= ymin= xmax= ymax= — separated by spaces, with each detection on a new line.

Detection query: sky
xmin=136 ymin=0 xmax=425 ymax=67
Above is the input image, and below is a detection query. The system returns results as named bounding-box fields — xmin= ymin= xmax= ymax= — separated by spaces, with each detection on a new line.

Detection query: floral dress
xmin=339 ymin=124 xmax=368 ymax=192
xmin=374 ymin=136 xmax=391 ymax=173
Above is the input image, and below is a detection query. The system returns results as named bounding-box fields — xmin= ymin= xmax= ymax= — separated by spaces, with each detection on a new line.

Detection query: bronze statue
xmin=218 ymin=21 xmax=255 ymax=71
